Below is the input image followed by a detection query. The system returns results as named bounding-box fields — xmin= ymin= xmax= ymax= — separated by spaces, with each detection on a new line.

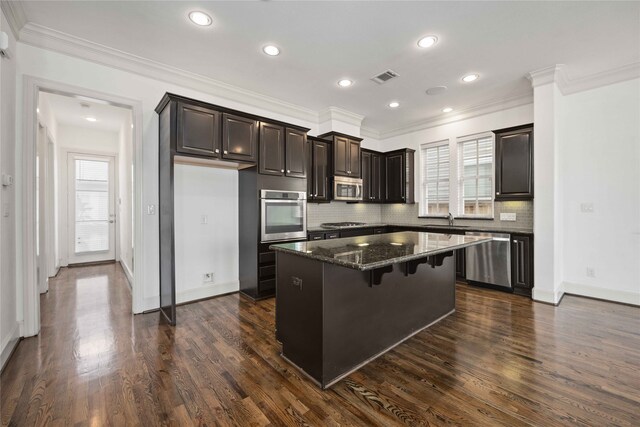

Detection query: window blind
xmin=420 ymin=141 xmax=449 ymax=216
xmin=458 ymin=135 xmax=494 ymax=217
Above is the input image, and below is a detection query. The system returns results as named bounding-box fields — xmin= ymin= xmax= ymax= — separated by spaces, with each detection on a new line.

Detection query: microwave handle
xmin=356 ymin=184 xmax=362 ymax=199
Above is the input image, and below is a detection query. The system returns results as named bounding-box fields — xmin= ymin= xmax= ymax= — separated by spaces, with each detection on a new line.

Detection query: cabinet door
xmin=259 ymin=122 xmax=285 ymax=176
xmin=385 ymin=153 xmax=405 ymax=202
xmin=371 ymin=153 xmax=384 ymax=201
xmin=349 ymin=140 xmax=361 ymax=177
xmin=312 ymin=141 xmax=330 ymax=201
xmin=221 ymin=113 xmax=257 ymax=162
xmin=511 ymin=235 xmax=532 ymax=289
xmin=285 ymin=128 xmax=307 ymax=178
xmin=176 ymin=103 xmax=220 ymax=157
xmin=361 ymin=151 xmax=372 ymax=201
xmin=495 ymin=126 xmax=533 ymax=200
xmin=333 ymin=136 xmax=349 ymax=176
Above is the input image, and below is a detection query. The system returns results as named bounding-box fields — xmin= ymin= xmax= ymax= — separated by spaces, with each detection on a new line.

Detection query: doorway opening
xmin=34 ymin=89 xmax=136 ymax=313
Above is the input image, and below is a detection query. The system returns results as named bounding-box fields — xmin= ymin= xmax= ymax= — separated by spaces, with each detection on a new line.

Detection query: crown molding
xmin=377 ymin=91 xmax=533 ymax=140
xmin=560 ymin=62 xmax=640 ymax=95
xmin=360 ymin=126 xmax=381 ymax=140
xmin=318 ymin=106 xmax=365 ymax=128
xmin=527 ymin=64 xmax=566 ymax=88
xmin=0 ymin=1 xmax=26 ymax=38
xmin=18 ymin=23 xmax=319 ymax=125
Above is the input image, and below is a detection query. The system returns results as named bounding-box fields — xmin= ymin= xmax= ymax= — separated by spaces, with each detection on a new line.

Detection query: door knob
xmin=109 ymin=220 xmax=114 ymax=223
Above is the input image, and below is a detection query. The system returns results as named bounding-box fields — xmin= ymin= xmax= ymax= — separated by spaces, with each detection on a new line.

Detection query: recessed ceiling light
xmin=462 ymin=73 xmax=479 ymax=83
xmin=388 ymin=101 xmax=400 ymax=108
xmin=417 ymin=35 xmax=438 ymax=48
xmin=442 ymin=107 xmax=453 ymax=113
xmin=338 ymin=79 xmax=353 ymax=88
xmin=85 ymin=117 xmax=97 ymax=122
xmin=188 ymin=11 xmax=212 ymax=26
xmin=263 ymin=45 xmax=280 ymax=56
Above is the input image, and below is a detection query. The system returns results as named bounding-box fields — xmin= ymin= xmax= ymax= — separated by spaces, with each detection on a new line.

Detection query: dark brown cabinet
xmin=511 ymin=234 xmax=533 ymax=295
xmin=362 ymin=150 xmax=385 ymax=202
xmin=259 ymin=122 xmax=285 ymax=176
xmin=385 ymin=149 xmax=415 ymax=203
xmin=259 ymin=123 xmax=307 ymax=178
xmin=176 ymin=102 xmax=221 ymax=157
xmin=221 ymin=113 xmax=257 ymax=162
xmin=308 ymin=138 xmax=330 ymax=201
xmin=285 ymin=128 xmax=307 ymax=178
xmin=494 ymin=124 xmax=534 ymax=200
xmin=318 ymin=132 xmax=362 ymax=178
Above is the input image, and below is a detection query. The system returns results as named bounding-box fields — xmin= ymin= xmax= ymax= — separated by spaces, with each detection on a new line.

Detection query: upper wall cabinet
xmin=222 ymin=113 xmax=258 ymax=162
xmin=259 ymin=122 xmax=286 ymax=176
xmin=385 ymin=149 xmax=415 ymax=204
xmin=308 ymin=138 xmax=331 ymax=202
xmin=318 ymin=132 xmax=362 ymax=178
xmin=362 ymin=150 xmax=385 ymax=202
xmin=177 ymin=102 xmax=221 ymax=157
xmin=259 ymin=123 xmax=308 ymax=178
xmin=285 ymin=128 xmax=307 ymax=178
xmin=494 ymin=124 xmax=534 ymax=200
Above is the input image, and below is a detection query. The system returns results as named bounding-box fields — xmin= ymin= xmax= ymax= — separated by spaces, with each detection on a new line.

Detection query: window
xmin=420 ymin=140 xmax=449 ymax=216
xmin=458 ymin=134 xmax=494 ymax=217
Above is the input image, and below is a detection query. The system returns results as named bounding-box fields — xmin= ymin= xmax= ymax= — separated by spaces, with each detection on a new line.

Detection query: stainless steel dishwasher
xmin=465 ymin=232 xmax=511 ymax=289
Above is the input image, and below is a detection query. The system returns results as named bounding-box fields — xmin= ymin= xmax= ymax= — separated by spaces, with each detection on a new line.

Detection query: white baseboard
xmin=0 ymin=322 xmax=21 ymax=372
xmin=532 ymin=283 xmax=565 ymax=305
xmin=119 ymin=260 xmax=134 ymax=289
xmin=563 ymin=282 xmax=640 ymax=306
xmin=143 ymin=280 xmax=240 ymax=312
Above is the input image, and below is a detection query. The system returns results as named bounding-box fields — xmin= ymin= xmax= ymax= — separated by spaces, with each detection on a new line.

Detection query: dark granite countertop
xmin=307 ymin=223 xmax=533 ymax=235
xmin=270 ymin=231 xmax=493 ymax=271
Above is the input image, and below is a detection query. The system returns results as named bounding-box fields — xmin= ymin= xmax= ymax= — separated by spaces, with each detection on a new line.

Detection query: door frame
xmin=65 ymin=151 xmax=118 ymax=265
xmin=22 ymin=76 xmax=145 ymax=337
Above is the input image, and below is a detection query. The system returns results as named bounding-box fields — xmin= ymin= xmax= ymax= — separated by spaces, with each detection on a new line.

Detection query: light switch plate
xmin=500 ymin=212 xmax=517 ymax=221
xmin=147 ymin=204 xmax=156 ymax=215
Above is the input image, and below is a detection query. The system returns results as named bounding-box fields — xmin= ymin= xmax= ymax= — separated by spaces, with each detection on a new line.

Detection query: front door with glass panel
xmin=68 ymin=153 xmax=116 ymax=264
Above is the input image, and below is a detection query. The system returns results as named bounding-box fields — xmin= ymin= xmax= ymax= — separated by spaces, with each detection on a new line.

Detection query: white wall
xmin=117 ymin=113 xmax=134 ymax=284
xmin=15 ymin=43 xmax=318 ymax=313
xmin=173 ymin=165 xmax=239 ymax=305
xmin=378 ymin=104 xmax=534 ymax=204
xmin=56 ymin=124 xmax=119 ymax=266
xmin=0 ymin=9 xmax=20 ymax=369
xmin=558 ymin=78 xmax=640 ymax=305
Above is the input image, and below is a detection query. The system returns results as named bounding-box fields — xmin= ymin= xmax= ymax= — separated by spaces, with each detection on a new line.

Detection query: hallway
xmin=2 ymin=264 xmax=639 ymax=426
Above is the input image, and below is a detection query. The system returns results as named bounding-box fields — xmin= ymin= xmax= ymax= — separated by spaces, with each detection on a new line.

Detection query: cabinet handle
xmin=287 ymin=170 xmax=291 ymax=173
xmin=215 ymin=149 xmax=220 ymax=153
xmin=224 ymin=150 xmax=228 ymax=154
xmin=513 ymin=240 xmax=517 ymax=243
xmin=496 ymin=192 xmax=500 ymax=195
xmin=281 ymin=169 xmax=285 ymax=173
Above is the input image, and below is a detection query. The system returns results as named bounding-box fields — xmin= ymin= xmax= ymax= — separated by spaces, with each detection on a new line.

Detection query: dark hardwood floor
xmin=1 ymin=263 xmax=639 ymax=426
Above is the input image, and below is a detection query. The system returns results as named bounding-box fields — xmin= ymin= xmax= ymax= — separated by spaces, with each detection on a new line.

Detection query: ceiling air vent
xmin=371 ymin=69 xmax=399 ymax=84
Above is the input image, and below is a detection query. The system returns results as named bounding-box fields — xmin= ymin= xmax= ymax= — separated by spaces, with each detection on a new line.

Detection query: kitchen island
xmin=270 ymin=231 xmax=492 ymax=389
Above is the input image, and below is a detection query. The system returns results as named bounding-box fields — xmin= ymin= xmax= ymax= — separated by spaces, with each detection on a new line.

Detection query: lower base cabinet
xmin=455 ymin=249 xmax=466 ymax=281
xmin=511 ymin=234 xmax=534 ymax=295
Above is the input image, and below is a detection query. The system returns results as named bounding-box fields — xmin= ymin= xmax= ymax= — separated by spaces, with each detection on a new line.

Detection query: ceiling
xmin=39 ymin=91 xmax=132 ymax=132
xmin=17 ymin=1 xmax=640 ymax=133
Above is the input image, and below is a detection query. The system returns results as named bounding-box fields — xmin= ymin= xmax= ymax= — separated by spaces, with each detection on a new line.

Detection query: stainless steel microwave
xmin=260 ymin=190 xmax=307 ymax=242
xmin=333 ymin=176 xmax=363 ymax=201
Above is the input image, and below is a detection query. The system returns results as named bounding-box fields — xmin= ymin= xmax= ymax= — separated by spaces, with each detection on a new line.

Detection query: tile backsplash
xmin=380 ymin=201 xmax=533 ymax=230
xmin=308 ymin=200 xmax=533 ymax=230
xmin=307 ymin=202 xmax=382 ymax=227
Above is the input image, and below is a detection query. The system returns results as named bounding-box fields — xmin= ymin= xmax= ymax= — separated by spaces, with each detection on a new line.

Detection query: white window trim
xmin=419 ymin=139 xmax=450 ymax=217
xmin=418 ymin=132 xmax=495 ymax=219
xmin=456 ymin=132 xmax=495 ymax=219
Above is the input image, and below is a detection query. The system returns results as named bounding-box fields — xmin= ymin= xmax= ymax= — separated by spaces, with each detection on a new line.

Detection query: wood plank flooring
xmin=1 ymin=263 xmax=639 ymax=426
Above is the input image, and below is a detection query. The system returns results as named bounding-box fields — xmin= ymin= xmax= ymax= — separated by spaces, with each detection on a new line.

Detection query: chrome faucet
xmin=447 ymin=212 xmax=454 ymax=227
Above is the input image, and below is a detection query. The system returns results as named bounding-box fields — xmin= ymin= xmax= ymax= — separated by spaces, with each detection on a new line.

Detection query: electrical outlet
xmin=203 ymin=272 xmax=214 ymax=283
xmin=147 ymin=204 xmax=156 ymax=215
xmin=580 ymin=203 xmax=594 ymax=213
xmin=500 ymin=212 xmax=517 ymax=221
xmin=586 ymin=268 xmax=595 ymax=278
xmin=201 ymin=215 xmax=208 ymax=224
